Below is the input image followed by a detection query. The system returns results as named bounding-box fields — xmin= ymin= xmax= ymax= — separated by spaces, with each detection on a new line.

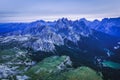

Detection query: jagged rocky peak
xmin=0 ymin=17 xmax=93 ymax=52
xmin=30 ymin=20 xmax=46 ymax=26
xmin=92 ymin=17 xmax=120 ymax=37
xmin=0 ymin=17 xmax=120 ymax=52
xmin=56 ymin=18 xmax=72 ymax=29
xmin=79 ymin=18 xmax=88 ymax=23
xmin=57 ymin=18 xmax=69 ymax=23
xmin=93 ymin=19 xmax=100 ymax=23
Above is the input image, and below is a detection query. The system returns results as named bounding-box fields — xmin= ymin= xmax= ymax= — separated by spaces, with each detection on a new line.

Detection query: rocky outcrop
xmin=0 ymin=48 xmax=35 ymax=79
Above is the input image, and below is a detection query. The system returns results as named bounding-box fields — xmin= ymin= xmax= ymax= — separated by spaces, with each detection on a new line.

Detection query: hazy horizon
xmin=0 ymin=0 xmax=120 ymax=22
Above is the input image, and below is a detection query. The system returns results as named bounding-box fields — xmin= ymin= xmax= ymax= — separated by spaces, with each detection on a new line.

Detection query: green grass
xmin=61 ymin=66 xmax=103 ymax=80
xmin=26 ymin=56 xmax=67 ymax=79
xmin=26 ymin=56 xmax=103 ymax=80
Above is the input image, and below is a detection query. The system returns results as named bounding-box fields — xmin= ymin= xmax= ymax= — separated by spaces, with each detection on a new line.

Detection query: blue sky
xmin=0 ymin=0 xmax=120 ymax=22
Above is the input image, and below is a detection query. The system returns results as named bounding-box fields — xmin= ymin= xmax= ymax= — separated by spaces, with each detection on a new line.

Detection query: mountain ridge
xmin=0 ymin=17 xmax=120 ymax=80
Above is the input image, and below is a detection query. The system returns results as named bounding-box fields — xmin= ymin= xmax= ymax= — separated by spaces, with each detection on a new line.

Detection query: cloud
xmin=0 ymin=0 xmax=120 ymax=22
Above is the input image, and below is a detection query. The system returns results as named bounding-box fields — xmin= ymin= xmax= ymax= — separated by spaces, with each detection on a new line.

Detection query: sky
xmin=0 ymin=0 xmax=120 ymax=22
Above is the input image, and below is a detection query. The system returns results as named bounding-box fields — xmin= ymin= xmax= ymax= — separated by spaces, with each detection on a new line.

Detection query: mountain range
xmin=0 ymin=17 xmax=120 ymax=80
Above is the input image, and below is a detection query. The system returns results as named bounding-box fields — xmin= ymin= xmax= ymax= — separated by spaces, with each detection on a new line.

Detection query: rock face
xmin=0 ymin=18 xmax=119 ymax=54
xmin=0 ymin=18 xmax=92 ymax=52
